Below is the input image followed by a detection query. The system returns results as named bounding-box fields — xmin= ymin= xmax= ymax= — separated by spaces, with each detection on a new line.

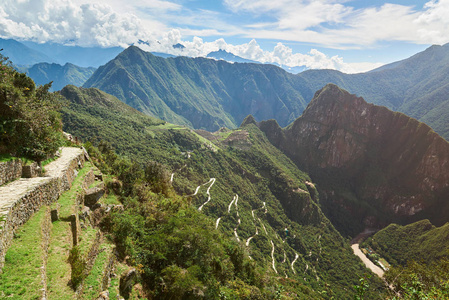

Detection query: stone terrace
xmin=0 ymin=147 xmax=85 ymax=271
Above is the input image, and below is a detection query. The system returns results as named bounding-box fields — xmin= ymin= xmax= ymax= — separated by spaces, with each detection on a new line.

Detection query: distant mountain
xmin=84 ymin=46 xmax=311 ymax=131
xmin=0 ymin=38 xmax=55 ymax=65
xmin=20 ymin=63 xmax=96 ymax=91
xmin=0 ymin=38 xmax=123 ymax=68
xmin=21 ymin=41 xmax=123 ymax=67
xmin=207 ymin=49 xmax=259 ymax=64
xmin=297 ymin=43 xmax=449 ymax=140
xmin=207 ymin=50 xmax=307 ymax=74
xmin=259 ymin=84 xmax=449 ymax=237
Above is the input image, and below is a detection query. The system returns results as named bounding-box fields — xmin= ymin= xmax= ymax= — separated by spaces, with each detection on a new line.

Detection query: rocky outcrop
xmin=0 ymin=159 xmax=22 ymax=186
xmin=260 ymin=84 xmax=449 ymax=236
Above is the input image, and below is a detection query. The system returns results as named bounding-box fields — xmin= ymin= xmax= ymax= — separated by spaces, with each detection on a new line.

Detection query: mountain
xmin=0 ymin=38 xmax=123 ymax=68
xmin=259 ymin=84 xmax=449 ymax=237
xmin=84 ymin=46 xmax=311 ymax=131
xmin=59 ymin=85 xmax=165 ymax=162
xmin=21 ymin=41 xmax=123 ymax=67
xmin=60 ymin=85 xmax=386 ymax=298
xmin=84 ymin=44 xmax=449 ymax=140
xmin=20 ymin=63 xmax=96 ymax=91
xmin=0 ymin=38 xmax=55 ymax=65
xmin=207 ymin=49 xmax=259 ymax=64
xmin=297 ymin=43 xmax=449 ymax=140
xmin=362 ymin=219 xmax=449 ymax=266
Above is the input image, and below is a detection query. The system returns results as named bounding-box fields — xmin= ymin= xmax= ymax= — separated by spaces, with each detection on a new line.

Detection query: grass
xmin=41 ymin=156 xmax=57 ymax=167
xmin=47 ymin=162 xmax=93 ymax=299
xmin=78 ymin=227 xmax=98 ymax=257
xmin=81 ymin=243 xmax=114 ymax=300
xmin=0 ymin=153 xmax=15 ymax=163
xmin=109 ymin=261 xmax=127 ymax=299
xmin=0 ymin=206 xmax=46 ymax=299
xmin=100 ymin=193 xmax=121 ymax=205
xmin=47 ymin=219 xmax=74 ymax=299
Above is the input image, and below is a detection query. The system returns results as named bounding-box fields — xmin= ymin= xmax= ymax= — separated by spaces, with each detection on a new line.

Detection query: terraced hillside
xmin=0 ymin=148 xmax=126 ymax=299
xmin=61 ymin=87 xmax=386 ymax=298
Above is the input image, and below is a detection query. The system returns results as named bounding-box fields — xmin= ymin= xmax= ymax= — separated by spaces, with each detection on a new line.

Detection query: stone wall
xmin=0 ymin=148 xmax=85 ymax=272
xmin=0 ymin=159 xmax=22 ymax=186
xmin=0 ymin=177 xmax=60 ymax=271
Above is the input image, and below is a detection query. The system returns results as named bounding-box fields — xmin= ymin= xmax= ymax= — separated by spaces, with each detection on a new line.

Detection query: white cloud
xmin=138 ymin=33 xmax=381 ymax=73
xmin=0 ymin=0 xmax=168 ymax=47
xmin=224 ymin=0 xmax=449 ymax=47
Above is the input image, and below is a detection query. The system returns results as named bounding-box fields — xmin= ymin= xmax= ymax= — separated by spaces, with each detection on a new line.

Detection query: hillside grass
xmin=81 ymin=242 xmax=114 ymax=300
xmin=0 ymin=207 xmax=47 ymax=299
xmin=47 ymin=162 xmax=93 ymax=298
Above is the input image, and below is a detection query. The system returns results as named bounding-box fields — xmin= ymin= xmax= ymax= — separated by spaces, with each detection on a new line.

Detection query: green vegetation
xmin=85 ymin=44 xmax=449 ymax=140
xmin=0 ymin=207 xmax=47 ymax=299
xmin=362 ymin=220 xmax=449 ymax=266
xmin=18 ymin=62 xmax=96 ymax=92
xmin=385 ymin=258 xmax=449 ymax=299
xmin=0 ymin=53 xmax=63 ymax=162
xmin=84 ymin=46 xmax=309 ymax=131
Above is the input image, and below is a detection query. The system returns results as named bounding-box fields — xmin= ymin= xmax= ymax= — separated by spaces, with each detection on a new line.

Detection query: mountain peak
xmin=240 ymin=114 xmax=257 ymax=127
xmin=261 ymin=84 xmax=449 ymax=235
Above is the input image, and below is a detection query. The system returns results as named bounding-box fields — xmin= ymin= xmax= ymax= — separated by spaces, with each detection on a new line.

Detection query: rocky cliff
xmin=260 ymin=84 xmax=449 ymax=236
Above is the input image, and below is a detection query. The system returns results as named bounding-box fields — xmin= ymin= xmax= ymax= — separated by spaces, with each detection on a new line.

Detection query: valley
xmin=0 ymin=35 xmax=448 ymax=299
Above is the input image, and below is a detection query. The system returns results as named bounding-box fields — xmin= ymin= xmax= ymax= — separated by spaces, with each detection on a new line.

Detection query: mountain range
xmin=17 ymin=63 xmax=96 ymax=91
xmin=83 ymin=44 xmax=449 ymax=140
xmin=84 ymin=46 xmax=311 ymax=130
xmin=0 ymin=38 xmax=122 ymax=67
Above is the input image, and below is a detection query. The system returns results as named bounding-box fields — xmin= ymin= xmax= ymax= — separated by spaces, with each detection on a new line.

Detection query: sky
xmin=1 ymin=0 xmax=448 ymax=73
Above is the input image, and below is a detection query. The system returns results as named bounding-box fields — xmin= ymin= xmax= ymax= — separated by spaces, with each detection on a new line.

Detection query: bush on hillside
xmin=0 ymin=53 xmax=63 ymax=162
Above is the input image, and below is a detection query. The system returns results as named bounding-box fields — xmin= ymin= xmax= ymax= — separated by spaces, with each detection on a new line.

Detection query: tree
xmin=0 ymin=53 xmax=63 ymax=161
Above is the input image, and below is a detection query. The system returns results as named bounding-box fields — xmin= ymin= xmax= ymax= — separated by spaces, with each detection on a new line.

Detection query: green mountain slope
xmin=20 ymin=63 xmax=96 ymax=91
xmin=86 ymin=44 xmax=449 ymax=140
xmin=61 ymin=85 xmax=385 ymax=298
xmin=297 ymin=43 xmax=449 ymax=140
xmin=259 ymin=84 xmax=449 ymax=237
xmin=83 ymin=46 xmax=310 ymax=131
xmin=362 ymin=219 xmax=449 ymax=266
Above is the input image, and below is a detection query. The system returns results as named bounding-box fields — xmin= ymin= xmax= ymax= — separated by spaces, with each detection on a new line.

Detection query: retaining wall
xmin=0 ymin=148 xmax=85 ymax=272
xmin=0 ymin=159 xmax=22 ymax=186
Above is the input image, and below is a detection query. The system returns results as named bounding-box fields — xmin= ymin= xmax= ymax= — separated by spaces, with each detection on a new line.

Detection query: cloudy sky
xmin=1 ymin=0 xmax=448 ymax=73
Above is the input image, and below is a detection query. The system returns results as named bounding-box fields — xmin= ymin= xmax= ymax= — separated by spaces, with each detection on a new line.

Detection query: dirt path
xmin=351 ymin=244 xmax=384 ymax=277
xmin=291 ymin=253 xmax=299 ymax=274
xmin=270 ymin=240 xmax=278 ymax=274
xmin=0 ymin=147 xmax=83 ymax=218
xmin=198 ymin=178 xmax=215 ymax=211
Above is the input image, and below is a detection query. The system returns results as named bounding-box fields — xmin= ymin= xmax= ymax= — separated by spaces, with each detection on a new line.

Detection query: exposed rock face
xmin=260 ymin=84 xmax=449 ymax=236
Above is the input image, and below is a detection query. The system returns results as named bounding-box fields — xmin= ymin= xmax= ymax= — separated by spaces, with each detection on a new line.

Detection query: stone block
xmin=22 ymin=162 xmax=42 ymax=178
xmin=84 ymin=184 xmax=105 ymax=208
xmin=70 ymin=213 xmax=81 ymax=246
xmin=51 ymin=203 xmax=60 ymax=222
